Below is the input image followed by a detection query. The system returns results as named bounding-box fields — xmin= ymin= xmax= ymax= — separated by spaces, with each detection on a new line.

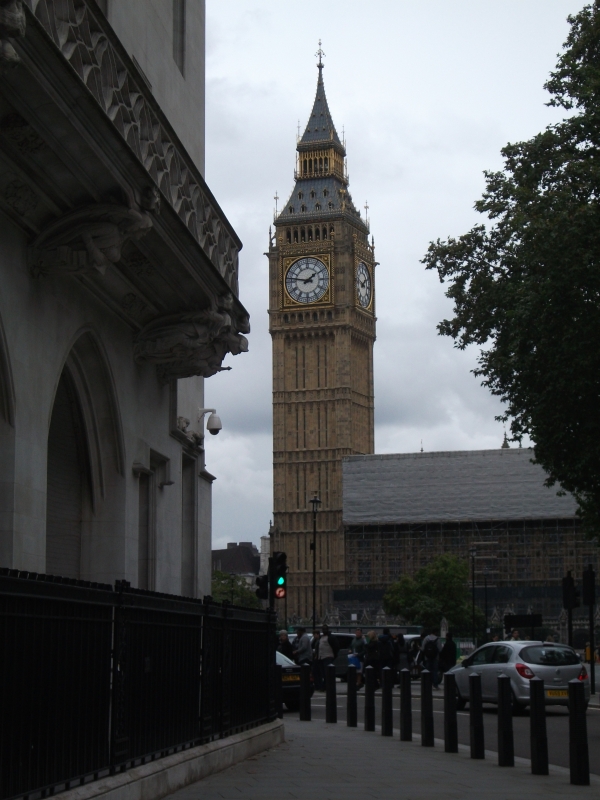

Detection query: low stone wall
xmin=58 ymin=720 xmax=284 ymax=800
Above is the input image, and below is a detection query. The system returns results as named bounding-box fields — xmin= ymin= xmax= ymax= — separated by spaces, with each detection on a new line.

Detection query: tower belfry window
xmin=173 ymin=0 xmax=186 ymax=75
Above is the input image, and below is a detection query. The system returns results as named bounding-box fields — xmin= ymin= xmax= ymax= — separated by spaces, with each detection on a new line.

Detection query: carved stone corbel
xmin=0 ymin=0 xmax=25 ymax=70
xmin=133 ymin=293 xmax=250 ymax=383
xmin=29 ymin=188 xmax=159 ymax=277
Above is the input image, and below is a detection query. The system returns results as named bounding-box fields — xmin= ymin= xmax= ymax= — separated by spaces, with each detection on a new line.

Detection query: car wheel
xmin=511 ymin=692 xmax=526 ymax=715
xmin=456 ymin=688 xmax=467 ymax=711
xmin=284 ymin=699 xmax=299 ymax=712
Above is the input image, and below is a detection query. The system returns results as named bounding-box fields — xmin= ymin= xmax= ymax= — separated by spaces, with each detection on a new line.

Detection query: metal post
xmin=364 ymin=666 xmax=375 ymax=732
xmin=469 ymin=672 xmax=485 ymax=759
xmin=347 ymin=665 xmax=357 ymax=727
xmin=421 ymin=669 xmax=434 ymax=746
xmin=484 ymin=570 xmax=488 ymax=642
xmin=325 ymin=663 xmax=337 ymax=723
xmin=529 ymin=677 xmax=548 ymax=775
xmin=470 ymin=547 xmax=476 ymax=646
xmin=568 ymin=606 xmax=573 ymax=648
xmin=590 ymin=601 xmax=596 ymax=695
xmin=497 ymin=673 xmax=514 ymax=767
xmin=299 ymin=663 xmax=311 ymax=721
xmin=310 ymin=494 xmax=321 ymax=630
xmin=381 ymin=667 xmax=393 ymax=736
xmin=444 ymin=672 xmax=458 ymax=753
xmin=568 ymin=679 xmax=590 ymax=785
xmin=400 ymin=668 xmax=412 ymax=741
xmin=275 ymin=664 xmax=283 ymax=719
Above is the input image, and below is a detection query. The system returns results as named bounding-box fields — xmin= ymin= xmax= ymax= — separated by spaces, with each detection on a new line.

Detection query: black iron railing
xmin=0 ymin=570 xmax=276 ymax=800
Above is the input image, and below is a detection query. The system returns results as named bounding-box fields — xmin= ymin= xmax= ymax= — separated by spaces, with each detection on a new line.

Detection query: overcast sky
xmin=203 ymin=0 xmax=583 ymax=550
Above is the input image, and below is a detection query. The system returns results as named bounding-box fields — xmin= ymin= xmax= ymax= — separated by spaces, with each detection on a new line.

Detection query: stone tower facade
xmin=268 ymin=53 xmax=376 ymax=622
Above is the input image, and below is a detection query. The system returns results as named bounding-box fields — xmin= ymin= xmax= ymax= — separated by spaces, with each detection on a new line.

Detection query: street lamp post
xmin=310 ymin=493 xmax=321 ymax=631
xmin=469 ymin=547 xmax=477 ymax=646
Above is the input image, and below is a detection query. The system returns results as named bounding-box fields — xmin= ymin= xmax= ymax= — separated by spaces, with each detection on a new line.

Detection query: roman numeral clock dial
xmin=285 ymin=257 xmax=329 ymax=304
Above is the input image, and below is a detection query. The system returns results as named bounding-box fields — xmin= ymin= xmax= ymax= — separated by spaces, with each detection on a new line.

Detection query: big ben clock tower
xmin=268 ymin=45 xmax=376 ymax=622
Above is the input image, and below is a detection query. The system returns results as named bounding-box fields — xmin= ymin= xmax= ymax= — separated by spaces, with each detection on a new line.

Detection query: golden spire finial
xmin=316 ymin=39 xmax=325 ymax=70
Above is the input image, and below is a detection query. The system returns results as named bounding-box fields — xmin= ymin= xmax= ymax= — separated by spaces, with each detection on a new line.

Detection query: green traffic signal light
xmin=277 ymin=576 xmax=285 ymax=585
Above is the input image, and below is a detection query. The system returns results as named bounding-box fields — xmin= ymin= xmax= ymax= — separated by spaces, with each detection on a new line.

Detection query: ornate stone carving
xmin=121 ymin=292 xmax=149 ymax=321
xmin=3 ymin=177 xmax=37 ymax=215
xmin=23 ymin=0 xmax=240 ymax=294
xmin=0 ymin=112 xmax=45 ymax=152
xmin=0 ymin=0 xmax=25 ymax=69
xmin=30 ymin=189 xmax=159 ymax=277
xmin=133 ymin=293 xmax=250 ymax=382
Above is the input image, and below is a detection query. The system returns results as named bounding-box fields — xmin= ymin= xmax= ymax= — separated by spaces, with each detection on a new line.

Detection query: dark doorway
xmin=46 ymin=370 xmax=90 ymax=578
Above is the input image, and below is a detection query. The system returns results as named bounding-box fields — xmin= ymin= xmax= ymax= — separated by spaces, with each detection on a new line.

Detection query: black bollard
xmin=421 ymin=669 xmax=434 ymax=746
xmin=347 ymin=665 xmax=358 ymax=728
xmin=325 ymin=663 xmax=337 ymax=723
xmin=568 ymin=679 xmax=590 ymax=785
xmin=469 ymin=672 xmax=485 ymax=759
xmin=381 ymin=667 xmax=393 ymax=736
xmin=400 ymin=667 xmax=412 ymax=741
xmin=497 ymin=673 xmax=514 ymax=767
xmin=444 ymin=672 xmax=458 ymax=753
xmin=364 ymin=666 xmax=376 ymax=731
xmin=275 ymin=664 xmax=283 ymax=719
xmin=299 ymin=663 xmax=311 ymax=721
xmin=529 ymin=677 xmax=548 ymax=775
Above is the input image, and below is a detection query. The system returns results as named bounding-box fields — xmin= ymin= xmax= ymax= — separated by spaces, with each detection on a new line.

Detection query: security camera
xmin=198 ymin=408 xmax=222 ymax=437
xmin=206 ymin=412 xmax=222 ymax=436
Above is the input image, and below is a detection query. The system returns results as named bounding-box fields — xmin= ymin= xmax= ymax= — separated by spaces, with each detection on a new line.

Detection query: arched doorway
xmin=46 ymin=369 xmax=91 ymax=578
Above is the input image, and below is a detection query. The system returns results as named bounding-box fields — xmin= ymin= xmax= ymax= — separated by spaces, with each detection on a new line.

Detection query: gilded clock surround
xmin=282 ymin=253 xmax=333 ymax=307
xmin=268 ymin=52 xmax=376 ymax=623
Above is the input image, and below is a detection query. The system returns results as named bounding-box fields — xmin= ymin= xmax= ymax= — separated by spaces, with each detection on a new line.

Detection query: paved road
xmin=295 ymin=686 xmax=600 ymax=773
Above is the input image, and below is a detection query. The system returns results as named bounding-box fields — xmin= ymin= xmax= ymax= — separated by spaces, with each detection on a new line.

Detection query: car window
xmin=275 ymin=651 xmax=295 ymax=666
xmin=520 ymin=645 xmax=580 ymax=666
xmin=492 ymin=645 xmax=512 ymax=664
xmin=469 ymin=645 xmax=497 ymax=666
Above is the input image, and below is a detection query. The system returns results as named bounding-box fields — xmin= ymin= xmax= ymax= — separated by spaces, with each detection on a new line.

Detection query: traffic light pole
xmin=310 ymin=494 xmax=321 ymax=632
xmin=568 ymin=606 xmax=573 ymax=649
xmin=584 ymin=565 xmax=596 ymax=695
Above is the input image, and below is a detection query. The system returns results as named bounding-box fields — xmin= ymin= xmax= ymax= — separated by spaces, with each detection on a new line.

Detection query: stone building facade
xmin=268 ymin=52 xmax=375 ymax=621
xmin=342 ymin=449 xmax=597 ymax=621
xmin=0 ymin=0 xmax=248 ymax=596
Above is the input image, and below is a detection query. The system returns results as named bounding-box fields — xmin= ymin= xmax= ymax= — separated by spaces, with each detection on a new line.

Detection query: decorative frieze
xmin=21 ymin=0 xmax=240 ymax=294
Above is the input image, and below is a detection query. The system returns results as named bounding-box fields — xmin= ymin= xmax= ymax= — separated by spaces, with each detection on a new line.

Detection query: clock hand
xmin=301 ymin=272 xmax=316 ymax=284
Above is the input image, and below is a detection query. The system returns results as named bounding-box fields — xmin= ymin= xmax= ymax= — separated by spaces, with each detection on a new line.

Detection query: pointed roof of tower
xmin=299 ymin=42 xmax=343 ymax=148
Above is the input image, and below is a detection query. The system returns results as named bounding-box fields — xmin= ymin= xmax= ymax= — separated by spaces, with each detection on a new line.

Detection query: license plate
xmin=546 ymin=689 xmax=568 ymax=698
xmin=282 ymin=674 xmax=300 ymax=682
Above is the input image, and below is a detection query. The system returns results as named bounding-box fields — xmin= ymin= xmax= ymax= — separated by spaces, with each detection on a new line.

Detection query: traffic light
xmin=272 ymin=551 xmax=288 ymax=600
xmin=255 ymin=573 xmax=269 ymax=600
xmin=583 ymin=565 xmax=596 ymax=607
xmin=562 ymin=571 xmax=581 ymax=611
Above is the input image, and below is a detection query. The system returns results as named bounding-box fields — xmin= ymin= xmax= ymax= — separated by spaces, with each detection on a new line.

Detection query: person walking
xmin=378 ymin=627 xmax=396 ymax=681
xmin=364 ymin=630 xmax=381 ymax=688
xmin=315 ymin=624 xmax=339 ymax=691
xmin=277 ymin=630 xmax=294 ymax=660
xmin=421 ymin=629 xmax=442 ymax=689
xmin=349 ymin=627 xmax=367 ymax=687
xmin=293 ymin=626 xmax=313 ymax=666
xmin=438 ymin=631 xmax=458 ymax=675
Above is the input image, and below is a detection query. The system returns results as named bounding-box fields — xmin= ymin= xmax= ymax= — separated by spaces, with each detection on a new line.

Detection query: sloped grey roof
xmin=300 ymin=66 xmax=342 ymax=146
xmin=278 ymin=176 xmax=363 ymax=224
xmin=342 ymin=449 xmax=578 ymax=525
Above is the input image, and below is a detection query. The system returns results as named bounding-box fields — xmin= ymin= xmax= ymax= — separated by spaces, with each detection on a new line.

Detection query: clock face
xmin=285 ymin=257 xmax=329 ymax=304
xmin=356 ymin=262 xmax=372 ymax=308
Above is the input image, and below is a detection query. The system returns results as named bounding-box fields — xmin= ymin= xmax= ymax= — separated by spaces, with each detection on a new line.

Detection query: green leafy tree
xmin=422 ymin=3 xmax=600 ymax=532
xmin=383 ymin=554 xmax=479 ymax=632
xmin=211 ymin=570 xmax=262 ymax=609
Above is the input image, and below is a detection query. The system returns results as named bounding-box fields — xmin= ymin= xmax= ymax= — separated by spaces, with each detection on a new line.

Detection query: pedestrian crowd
xmin=275 ymin=624 xmax=460 ymax=691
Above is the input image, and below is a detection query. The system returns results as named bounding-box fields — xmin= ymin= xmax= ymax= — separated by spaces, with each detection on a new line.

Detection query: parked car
xmin=276 ymin=650 xmax=313 ymax=711
xmin=446 ymin=640 xmax=590 ymax=713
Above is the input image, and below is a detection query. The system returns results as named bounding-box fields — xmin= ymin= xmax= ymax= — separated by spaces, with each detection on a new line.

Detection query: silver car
xmin=447 ymin=640 xmax=590 ymax=713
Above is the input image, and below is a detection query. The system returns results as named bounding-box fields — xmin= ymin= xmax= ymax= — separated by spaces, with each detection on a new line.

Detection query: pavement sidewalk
xmin=166 ymin=717 xmax=600 ymax=800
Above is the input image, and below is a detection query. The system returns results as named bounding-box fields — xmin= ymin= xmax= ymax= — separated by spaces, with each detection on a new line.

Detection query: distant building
xmin=0 ymin=1 xmax=248 ymax=597
xmin=212 ymin=542 xmax=260 ymax=580
xmin=340 ymin=448 xmax=597 ymax=621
